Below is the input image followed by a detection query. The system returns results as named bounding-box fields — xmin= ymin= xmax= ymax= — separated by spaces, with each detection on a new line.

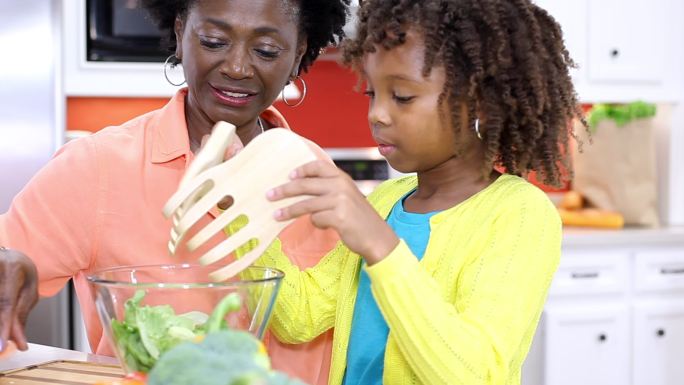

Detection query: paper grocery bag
xmin=572 ymin=116 xmax=660 ymax=227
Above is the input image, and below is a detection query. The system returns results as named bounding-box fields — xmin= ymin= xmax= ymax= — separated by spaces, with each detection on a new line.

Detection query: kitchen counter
xmin=1 ymin=229 xmax=681 ymax=375
xmin=0 ymin=343 xmax=118 ymax=373
xmin=562 ymin=226 xmax=684 ymax=248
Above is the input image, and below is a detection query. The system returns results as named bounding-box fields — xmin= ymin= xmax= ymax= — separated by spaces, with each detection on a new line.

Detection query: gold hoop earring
xmin=282 ymin=76 xmax=307 ymax=107
xmin=164 ymin=55 xmax=186 ymax=86
xmin=475 ymin=118 xmax=483 ymax=140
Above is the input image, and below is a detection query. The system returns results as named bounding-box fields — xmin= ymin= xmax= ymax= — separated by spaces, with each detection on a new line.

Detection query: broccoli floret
xmin=147 ymin=330 xmax=306 ymax=385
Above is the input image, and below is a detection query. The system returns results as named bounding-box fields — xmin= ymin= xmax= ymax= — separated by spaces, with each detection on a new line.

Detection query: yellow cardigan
xmin=253 ymin=174 xmax=561 ymax=385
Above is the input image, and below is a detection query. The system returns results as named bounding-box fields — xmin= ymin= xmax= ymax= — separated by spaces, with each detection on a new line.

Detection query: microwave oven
xmin=87 ymin=0 xmax=167 ymax=62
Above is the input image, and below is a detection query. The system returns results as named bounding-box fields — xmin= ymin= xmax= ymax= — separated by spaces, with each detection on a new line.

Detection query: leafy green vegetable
xmin=147 ymin=330 xmax=306 ymax=385
xmin=178 ymin=311 xmax=209 ymax=326
xmin=111 ymin=290 xmax=242 ymax=373
xmin=588 ymin=101 xmax=657 ymax=132
xmin=136 ymin=303 xmax=196 ymax=359
xmin=112 ymin=318 xmax=155 ymax=373
xmin=113 ymin=291 xmax=304 ymax=384
xmin=205 ymin=292 xmax=241 ymax=333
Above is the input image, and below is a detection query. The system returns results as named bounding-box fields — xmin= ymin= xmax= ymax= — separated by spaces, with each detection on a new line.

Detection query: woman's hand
xmin=267 ymin=160 xmax=399 ymax=265
xmin=0 ymin=248 xmax=38 ymax=352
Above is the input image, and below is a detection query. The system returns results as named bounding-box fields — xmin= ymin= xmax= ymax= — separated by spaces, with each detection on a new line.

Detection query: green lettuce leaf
xmin=111 ymin=290 xmax=243 ymax=372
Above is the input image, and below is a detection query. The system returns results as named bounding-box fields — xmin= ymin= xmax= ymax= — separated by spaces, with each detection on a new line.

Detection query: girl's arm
xmin=269 ymin=160 xmax=560 ymax=383
xmin=367 ymin=193 xmax=561 ymax=385
xmin=242 ymin=237 xmax=350 ymax=344
xmin=227 ymin=138 xmax=347 ymax=344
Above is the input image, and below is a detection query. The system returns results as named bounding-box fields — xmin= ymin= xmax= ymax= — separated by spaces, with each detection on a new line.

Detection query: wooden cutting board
xmin=0 ymin=360 xmax=124 ymax=385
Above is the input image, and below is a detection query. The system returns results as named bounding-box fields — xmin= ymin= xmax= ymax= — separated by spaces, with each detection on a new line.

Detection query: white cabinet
xmin=523 ymin=229 xmax=684 ymax=385
xmin=532 ymin=0 xmax=588 ymax=82
xmin=633 ymin=301 xmax=684 ymax=385
xmin=587 ymin=0 xmax=668 ymax=84
xmin=633 ymin=248 xmax=684 ymax=385
xmin=542 ymin=248 xmax=631 ymax=385
xmin=544 ymin=304 xmax=630 ymax=385
xmin=532 ymin=0 xmax=683 ymax=102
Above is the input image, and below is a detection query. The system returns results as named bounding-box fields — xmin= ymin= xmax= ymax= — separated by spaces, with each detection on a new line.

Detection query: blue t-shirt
xmin=343 ymin=193 xmax=439 ymax=385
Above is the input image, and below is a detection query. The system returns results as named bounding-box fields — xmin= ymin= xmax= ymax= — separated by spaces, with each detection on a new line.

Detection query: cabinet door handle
xmin=659 ymin=267 xmax=684 ymax=275
xmin=656 ymin=328 xmax=666 ymax=338
xmin=571 ymin=272 xmax=600 ymax=279
xmin=598 ymin=333 xmax=608 ymax=343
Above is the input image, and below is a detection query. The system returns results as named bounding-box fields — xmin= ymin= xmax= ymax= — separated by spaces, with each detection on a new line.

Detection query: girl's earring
xmin=474 ymin=118 xmax=483 ymax=140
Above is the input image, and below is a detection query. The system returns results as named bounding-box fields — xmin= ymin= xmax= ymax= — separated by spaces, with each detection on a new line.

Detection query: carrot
xmin=557 ymin=190 xmax=584 ymax=210
xmin=559 ymin=208 xmax=625 ymax=229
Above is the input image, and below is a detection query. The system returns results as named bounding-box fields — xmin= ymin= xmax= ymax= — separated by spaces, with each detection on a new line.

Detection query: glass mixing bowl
xmin=87 ymin=263 xmax=283 ymax=374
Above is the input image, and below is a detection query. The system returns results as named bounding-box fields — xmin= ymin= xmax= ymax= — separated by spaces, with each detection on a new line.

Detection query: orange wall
xmin=67 ymin=97 xmax=167 ymax=132
xmin=66 ymin=60 xmax=374 ymax=147
xmin=66 ymin=60 xmax=568 ymax=191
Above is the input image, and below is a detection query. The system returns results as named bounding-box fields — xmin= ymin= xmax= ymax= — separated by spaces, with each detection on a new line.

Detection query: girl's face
xmin=176 ymin=0 xmax=305 ymax=128
xmin=362 ymin=30 xmax=465 ymax=174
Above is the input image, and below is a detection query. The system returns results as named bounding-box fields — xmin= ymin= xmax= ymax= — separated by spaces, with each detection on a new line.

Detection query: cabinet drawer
xmin=634 ymin=249 xmax=684 ymax=292
xmin=549 ymin=251 xmax=629 ymax=296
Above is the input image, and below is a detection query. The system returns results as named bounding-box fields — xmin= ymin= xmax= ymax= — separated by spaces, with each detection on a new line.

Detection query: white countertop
xmin=562 ymin=226 xmax=684 ymax=248
xmin=0 ymin=343 xmax=118 ymax=373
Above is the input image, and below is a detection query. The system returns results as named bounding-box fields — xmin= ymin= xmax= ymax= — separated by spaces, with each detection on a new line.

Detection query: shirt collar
xmin=150 ymin=88 xmax=292 ymax=164
xmin=150 ymin=88 xmax=191 ymax=164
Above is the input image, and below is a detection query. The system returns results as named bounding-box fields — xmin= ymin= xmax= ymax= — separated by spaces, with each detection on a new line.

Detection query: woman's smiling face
xmin=176 ymin=0 xmax=305 ymax=129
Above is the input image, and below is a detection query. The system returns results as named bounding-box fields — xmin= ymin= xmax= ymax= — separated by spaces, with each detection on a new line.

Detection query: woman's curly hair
xmin=141 ymin=0 xmax=350 ymax=73
xmin=343 ymin=0 xmax=586 ymax=187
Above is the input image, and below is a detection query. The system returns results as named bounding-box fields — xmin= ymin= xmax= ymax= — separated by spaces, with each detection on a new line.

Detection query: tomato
xmin=124 ymin=372 xmax=148 ymax=382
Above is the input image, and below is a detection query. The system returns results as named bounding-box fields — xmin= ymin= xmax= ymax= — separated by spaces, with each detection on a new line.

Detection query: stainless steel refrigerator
xmin=0 ymin=0 xmax=73 ymax=350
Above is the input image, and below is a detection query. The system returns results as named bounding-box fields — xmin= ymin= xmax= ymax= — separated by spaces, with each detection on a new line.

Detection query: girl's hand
xmin=267 ymin=160 xmax=399 ymax=265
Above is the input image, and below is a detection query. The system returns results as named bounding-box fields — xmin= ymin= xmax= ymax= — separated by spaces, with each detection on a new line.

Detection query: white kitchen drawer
xmin=634 ymin=249 xmax=684 ymax=293
xmin=549 ymin=251 xmax=629 ymax=296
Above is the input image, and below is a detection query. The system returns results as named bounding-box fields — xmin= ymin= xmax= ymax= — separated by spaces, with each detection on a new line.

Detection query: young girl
xmin=260 ymin=0 xmax=584 ymax=384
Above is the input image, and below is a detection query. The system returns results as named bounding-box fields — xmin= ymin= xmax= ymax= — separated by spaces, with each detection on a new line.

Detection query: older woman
xmin=0 ymin=0 xmax=349 ymax=384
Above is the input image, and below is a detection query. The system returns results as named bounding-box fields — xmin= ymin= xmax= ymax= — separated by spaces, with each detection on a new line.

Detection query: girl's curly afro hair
xmin=344 ymin=0 xmax=587 ymax=187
